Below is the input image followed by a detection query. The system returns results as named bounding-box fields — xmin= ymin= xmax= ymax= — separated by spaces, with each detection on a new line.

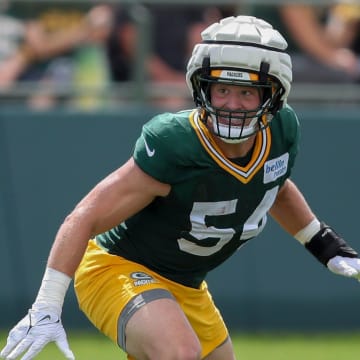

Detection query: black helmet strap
xmin=259 ymin=61 xmax=270 ymax=83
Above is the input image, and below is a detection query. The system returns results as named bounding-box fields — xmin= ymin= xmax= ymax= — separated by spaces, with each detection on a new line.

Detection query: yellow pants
xmin=74 ymin=240 xmax=228 ymax=359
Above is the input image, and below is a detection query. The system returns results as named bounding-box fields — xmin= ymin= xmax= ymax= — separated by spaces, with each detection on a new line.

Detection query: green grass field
xmin=1 ymin=331 xmax=360 ymax=359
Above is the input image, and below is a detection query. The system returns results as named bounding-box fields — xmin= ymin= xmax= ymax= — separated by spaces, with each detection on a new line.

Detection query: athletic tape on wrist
xmin=34 ymin=267 xmax=72 ymax=312
xmin=294 ymin=218 xmax=321 ymax=245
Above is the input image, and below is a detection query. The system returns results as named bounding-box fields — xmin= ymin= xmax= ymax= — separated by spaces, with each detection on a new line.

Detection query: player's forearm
xmin=46 ymin=211 xmax=94 ymax=278
xmin=271 ymin=180 xmax=358 ymax=269
xmin=269 ymin=179 xmax=316 ymax=236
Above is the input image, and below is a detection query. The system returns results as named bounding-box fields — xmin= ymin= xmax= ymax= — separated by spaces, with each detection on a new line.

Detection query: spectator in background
xmin=0 ymin=3 xmax=27 ymax=90
xmin=0 ymin=3 xmax=114 ymax=109
xmin=107 ymin=4 xmax=230 ymax=109
xmin=251 ymin=4 xmax=360 ymax=83
xmin=326 ymin=2 xmax=360 ymax=58
xmin=106 ymin=5 xmax=136 ymax=84
xmin=145 ymin=5 xmax=235 ymax=109
xmin=146 ymin=5 xmax=221 ymax=82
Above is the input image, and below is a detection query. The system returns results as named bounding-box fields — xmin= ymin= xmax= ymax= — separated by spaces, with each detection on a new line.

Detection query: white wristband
xmin=294 ymin=218 xmax=321 ymax=245
xmin=33 ymin=267 xmax=72 ymax=313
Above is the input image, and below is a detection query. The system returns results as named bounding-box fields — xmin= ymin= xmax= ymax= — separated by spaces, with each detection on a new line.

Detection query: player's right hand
xmin=327 ymin=255 xmax=360 ymax=281
xmin=0 ymin=308 xmax=74 ymax=360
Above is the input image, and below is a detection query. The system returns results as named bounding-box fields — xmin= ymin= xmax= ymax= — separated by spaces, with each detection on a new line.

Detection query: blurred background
xmin=1 ymin=0 xmax=360 ymax=335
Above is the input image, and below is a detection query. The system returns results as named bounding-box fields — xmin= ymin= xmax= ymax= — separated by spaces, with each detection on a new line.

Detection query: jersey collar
xmin=189 ymin=110 xmax=271 ymax=184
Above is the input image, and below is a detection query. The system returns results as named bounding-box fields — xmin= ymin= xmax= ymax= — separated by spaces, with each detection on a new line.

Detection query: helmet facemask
xmin=193 ymin=58 xmax=285 ymax=143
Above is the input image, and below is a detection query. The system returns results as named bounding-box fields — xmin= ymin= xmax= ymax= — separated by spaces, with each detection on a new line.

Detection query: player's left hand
xmin=327 ymin=255 xmax=360 ymax=281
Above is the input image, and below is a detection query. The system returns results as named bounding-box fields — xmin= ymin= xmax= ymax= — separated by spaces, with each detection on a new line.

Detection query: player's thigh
xmin=203 ymin=337 xmax=236 ymax=360
xmin=171 ymin=281 xmax=229 ymax=358
xmin=125 ymin=297 xmax=201 ymax=360
xmin=75 ymin=240 xmax=229 ymax=358
xmin=74 ymin=240 xmax=174 ymax=346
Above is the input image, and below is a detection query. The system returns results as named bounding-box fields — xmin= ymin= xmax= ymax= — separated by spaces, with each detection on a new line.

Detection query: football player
xmin=2 ymin=15 xmax=360 ymax=360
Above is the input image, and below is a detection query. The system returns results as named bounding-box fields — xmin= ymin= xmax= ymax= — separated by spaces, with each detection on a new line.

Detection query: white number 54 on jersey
xmin=177 ymin=187 xmax=278 ymax=256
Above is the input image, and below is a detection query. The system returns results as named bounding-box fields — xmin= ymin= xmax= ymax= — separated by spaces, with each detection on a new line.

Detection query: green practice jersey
xmin=97 ymin=106 xmax=300 ymax=288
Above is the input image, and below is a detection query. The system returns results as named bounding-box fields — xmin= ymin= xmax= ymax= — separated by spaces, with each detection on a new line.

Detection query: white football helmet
xmin=186 ymin=15 xmax=292 ymax=143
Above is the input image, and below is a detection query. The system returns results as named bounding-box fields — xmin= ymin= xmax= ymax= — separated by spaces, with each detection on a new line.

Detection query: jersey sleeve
xmin=133 ymin=112 xmax=190 ymax=184
xmin=278 ymin=104 xmax=300 ymax=178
